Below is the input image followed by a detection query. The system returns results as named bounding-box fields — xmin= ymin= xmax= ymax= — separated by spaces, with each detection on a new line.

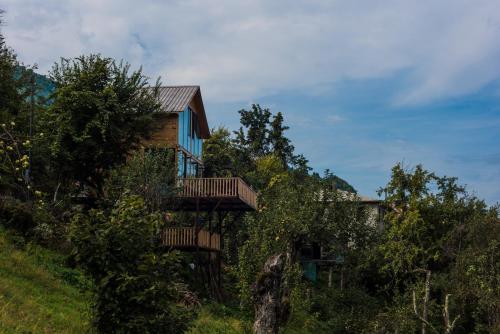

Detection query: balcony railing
xmin=177 ymin=177 xmax=257 ymax=210
xmin=161 ymin=227 xmax=220 ymax=251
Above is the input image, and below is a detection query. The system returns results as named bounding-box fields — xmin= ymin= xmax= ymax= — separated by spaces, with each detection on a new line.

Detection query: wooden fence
xmin=162 ymin=227 xmax=220 ymax=251
xmin=177 ymin=177 xmax=257 ymax=209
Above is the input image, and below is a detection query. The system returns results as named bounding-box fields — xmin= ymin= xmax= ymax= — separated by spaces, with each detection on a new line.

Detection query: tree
xmin=233 ymin=104 xmax=305 ymax=175
xmin=45 ymin=55 xmax=162 ymax=198
xmin=238 ymin=167 xmax=371 ymax=330
xmin=202 ymin=127 xmax=236 ymax=177
xmin=0 ymin=10 xmax=39 ymax=199
xmin=105 ymin=149 xmax=176 ymax=212
xmin=71 ymin=196 xmax=192 ymax=333
xmin=374 ymin=163 xmax=499 ymax=333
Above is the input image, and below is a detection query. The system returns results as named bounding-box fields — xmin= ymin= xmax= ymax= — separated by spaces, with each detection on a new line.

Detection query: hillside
xmin=0 ymin=228 xmax=90 ymax=333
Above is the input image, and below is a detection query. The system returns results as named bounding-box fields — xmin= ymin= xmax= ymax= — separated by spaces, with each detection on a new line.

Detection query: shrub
xmin=0 ymin=197 xmax=35 ymax=234
xmin=71 ymin=195 xmax=192 ymax=333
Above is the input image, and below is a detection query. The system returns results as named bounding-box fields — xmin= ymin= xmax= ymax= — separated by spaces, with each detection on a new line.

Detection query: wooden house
xmin=146 ymin=86 xmax=257 ymax=256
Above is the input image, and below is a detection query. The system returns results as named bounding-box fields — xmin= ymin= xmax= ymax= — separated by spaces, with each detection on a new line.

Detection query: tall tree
xmin=202 ymin=127 xmax=236 ymax=177
xmin=44 ymin=55 xmax=162 ymax=198
xmin=0 ymin=10 xmax=39 ymax=198
xmin=233 ymin=104 xmax=308 ymax=180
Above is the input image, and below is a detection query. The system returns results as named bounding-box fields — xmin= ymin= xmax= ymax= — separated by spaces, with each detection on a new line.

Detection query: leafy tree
xmin=44 ymin=55 xmax=162 ymax=198
xmin=0 ymin=10 xmax=25 ymax=121
xmin=0 ymin=11 xmax=42 ymax=199
xmin=70 ymin=196 xmax=192 ymax=333
xmin=202 ymin=127 xmax=236 ymax=177
xmin=233 ymin=104 xmax=306 ymax=176
xmin=374 ymin=163 xmax=499 ymax=333
xmin=0 ymin=122 xmax=32 ymax=197
xmin=237 ymin=167 xmax=370 ymax=317
xmin=104 ymin=149 xmax=176 ymax=212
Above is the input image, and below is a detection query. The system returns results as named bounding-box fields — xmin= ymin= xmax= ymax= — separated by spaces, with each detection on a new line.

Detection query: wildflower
xmin=10 ymin=121 xmax=15 ymax=126
xmin=35 ymin=190 xmax=42 ymax=197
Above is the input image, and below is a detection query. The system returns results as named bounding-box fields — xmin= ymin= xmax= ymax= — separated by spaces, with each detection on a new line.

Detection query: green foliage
xmin=187 ymin=303 xmax=252 ymax=334
xmin=233 ymin=104 xmax=308 ymax=180
xmin=203 ymin=127 xmax=237 ymax=177
xmin=70 ymin=195 xmax=192 ymax=333
xmin=450 ymin=206 xmax=500 ymax=333
xmin=0 ymin=19 xmax=42 ymax=199
xmin=237 ymin=170 xmax=371 ymax=312
xmin=0 ymin=20 xmax=30 ymax=122
xmin=374 ymin=163 xmax=499 ymax=332
xmin=0 ymin=197 xmax=35 ymax=234
xmin=105 ymin=148 xmax=176 ymax=211
xmin=44 ymin=54 xmax=162 ymax=197
xmin=318 ymin=169 xmax=356 ymax=193
xmin=0 ymin=227 xmax=91 ymax=333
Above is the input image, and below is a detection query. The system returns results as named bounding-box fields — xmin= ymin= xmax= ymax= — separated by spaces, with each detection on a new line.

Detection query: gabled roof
xmin=156 ymin=86 xmax=199 ymax=112
xmin=152 ymin=86 xmax=210 ymax=138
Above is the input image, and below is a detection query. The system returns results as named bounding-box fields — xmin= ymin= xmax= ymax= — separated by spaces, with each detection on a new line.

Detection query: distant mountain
xmin=15 ymin=66 xmax=55 ymax=101
xmin=318 ymin=172 xmax=356 ymax=193
xmin=330 ymin=174 xmax=356 ymax=193
xmin=33 ymin=71 xmax=55 ymax=99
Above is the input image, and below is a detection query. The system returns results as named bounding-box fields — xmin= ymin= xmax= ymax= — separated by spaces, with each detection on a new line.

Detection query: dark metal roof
xmin=155 ymin=86 xmax=200 ymax=112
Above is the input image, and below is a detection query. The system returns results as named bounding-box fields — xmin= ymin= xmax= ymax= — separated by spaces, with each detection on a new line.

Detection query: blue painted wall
xmin=178 ymin=107 xmax=203 ymax=177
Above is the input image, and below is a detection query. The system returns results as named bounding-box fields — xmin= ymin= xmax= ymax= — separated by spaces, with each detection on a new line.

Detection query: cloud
xmin=1 ymin=0 xmax=500 ymax=105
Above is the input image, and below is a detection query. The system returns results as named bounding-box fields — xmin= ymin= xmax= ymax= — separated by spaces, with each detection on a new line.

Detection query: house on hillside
xmin=147 ymin=86 xmax=257 ymax=212
xmin=145 ymin=86 xmax=258 ymax=293
xmin=145 ymin=86 xmax=257 ymax=293
xmin=299 ymin=191 xmax=386 ymax=283
xmin=146 ymin=86 xmax=209 ymax=178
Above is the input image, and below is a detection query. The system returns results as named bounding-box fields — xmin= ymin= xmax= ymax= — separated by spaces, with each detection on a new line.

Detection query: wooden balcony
xmin=175 ymin=177 xmax=257 ymax=211
xmin=161 ymin=227 xmax=220 ymax=252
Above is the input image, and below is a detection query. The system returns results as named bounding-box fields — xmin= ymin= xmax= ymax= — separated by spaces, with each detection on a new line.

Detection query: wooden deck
xmin=161 ymin=227 xmax=221 ymax=252
xmin=175 ymin=177 xmax=257 ymax=211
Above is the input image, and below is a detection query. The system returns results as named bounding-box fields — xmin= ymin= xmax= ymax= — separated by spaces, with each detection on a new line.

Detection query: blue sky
xmin=2 ymin=0 xmax=500 ymax=204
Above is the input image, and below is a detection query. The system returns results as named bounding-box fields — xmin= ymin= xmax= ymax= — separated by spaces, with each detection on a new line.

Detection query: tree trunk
xmin=252 ymin=254 xmax=290 ymax=334
xmin=422 ymin=269 xmax=431 ymax=334
xmin=328 ymin=267 xmax=333 ymax=288
xmin=340 ymin=266 xmax=345 ymax=291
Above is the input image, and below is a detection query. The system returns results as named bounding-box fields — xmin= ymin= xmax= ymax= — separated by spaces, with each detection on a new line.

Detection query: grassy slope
xmin=187 ymin=303 xmax=252 ymax=334
xmin=0 ymin=229 xmax=90 ymax=333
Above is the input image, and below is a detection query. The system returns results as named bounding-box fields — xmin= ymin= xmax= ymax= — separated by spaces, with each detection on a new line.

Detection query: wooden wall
xmin=145 ymin=113 xmax=178 ymax=147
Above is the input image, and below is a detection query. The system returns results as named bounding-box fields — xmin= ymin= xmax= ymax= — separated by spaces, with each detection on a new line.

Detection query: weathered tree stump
xmin=252 ymin=254 xmax=290 ymax=334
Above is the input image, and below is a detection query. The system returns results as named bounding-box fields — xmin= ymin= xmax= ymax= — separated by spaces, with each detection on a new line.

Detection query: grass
xmin=0 ymin=228 xmax=91 ymax=333
xmin=187 ymin=303 xmax=252 ymax=334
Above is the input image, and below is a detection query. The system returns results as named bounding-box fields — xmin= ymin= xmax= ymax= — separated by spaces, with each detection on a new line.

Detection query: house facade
xmin=147 ymin=86 xmax=257 ymax=259
xmin=147 ymin=86 xmax=209 ymax=178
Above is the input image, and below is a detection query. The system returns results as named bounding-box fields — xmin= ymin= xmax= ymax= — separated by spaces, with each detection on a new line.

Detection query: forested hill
xmin=327 ymin=174 xmax=356 ymax=193
xmin=34 ymin=71 xmax=55 ymax=98
xmin=15 ymin=66 xmax=55 ymax=99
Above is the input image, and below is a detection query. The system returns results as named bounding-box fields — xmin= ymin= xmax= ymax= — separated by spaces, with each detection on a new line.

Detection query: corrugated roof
xmin=148 ymin=85 xmax=210 ymax=138
xmin=154 ymin=86 xmax=200 ymax=113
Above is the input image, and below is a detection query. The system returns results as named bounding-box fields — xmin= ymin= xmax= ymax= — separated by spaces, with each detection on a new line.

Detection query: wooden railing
xmin=177 ymin=177 xmax=257 ymax=209
xmin=161 ymin=227 xmax=220 ymax=251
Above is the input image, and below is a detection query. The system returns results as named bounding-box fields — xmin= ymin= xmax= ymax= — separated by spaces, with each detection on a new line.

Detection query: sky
xmin=1 ymin=0 xmax=500 ymax=204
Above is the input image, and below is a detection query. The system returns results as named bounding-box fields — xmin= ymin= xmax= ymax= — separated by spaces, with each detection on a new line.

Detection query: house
xmin=300 ymin=191 xmax=385 ymax=283
xmin=146 ymin=86 xmax=257 ymax=253
xmin=146 ymin=86 xmax=209 ymax=178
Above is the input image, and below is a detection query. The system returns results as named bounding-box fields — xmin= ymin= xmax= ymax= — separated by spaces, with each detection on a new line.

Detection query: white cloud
xmin=2 ymin=0 xmax=500 ymax=104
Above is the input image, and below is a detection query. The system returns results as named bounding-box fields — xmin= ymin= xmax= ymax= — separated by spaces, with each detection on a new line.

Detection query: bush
xmin=71 ymin=195 xmax=192 ymax=333
xmin=0 ymin=197 xmax=35 ymax=234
